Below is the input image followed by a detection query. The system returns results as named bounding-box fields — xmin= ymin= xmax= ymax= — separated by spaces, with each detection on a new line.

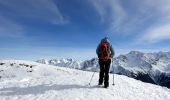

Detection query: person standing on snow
xmin=96 ymin=37 xmax=114 ymax=88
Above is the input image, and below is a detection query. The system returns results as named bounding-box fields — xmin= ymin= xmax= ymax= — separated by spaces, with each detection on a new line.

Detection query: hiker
xmin=96 ymin=37 xmax=114 ymax=88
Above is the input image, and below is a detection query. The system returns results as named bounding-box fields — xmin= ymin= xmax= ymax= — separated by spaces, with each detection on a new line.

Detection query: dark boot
xmin=104 ymin=83 xmax=109 ymax=88
xmin=98 ymin=82 xmax=103 ymax=85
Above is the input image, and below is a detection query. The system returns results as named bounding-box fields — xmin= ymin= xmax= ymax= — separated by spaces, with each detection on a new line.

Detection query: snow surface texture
xmin=37 ymin=51 xmax=170 ymax=88
xmin=0 ymin=60 xmax=170 ymax=100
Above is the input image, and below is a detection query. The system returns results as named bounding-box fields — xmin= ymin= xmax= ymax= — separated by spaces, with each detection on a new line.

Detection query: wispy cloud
xmin=89 ymin=0 xmax=170 ymax=43
xmin=0 ymin=0 xmax=67 ymax=24
xmin=139 ymin=23 xmax=170 ymax=43
xmin=89 ymin=0 xmax=126 ymax=32
xmin=137 ymin=0 xmax=170 ymax=43
xmin=0 ymin=16 xmax=24 ymax=37
xmin=0 ymin=0 xmax=68 ymax=38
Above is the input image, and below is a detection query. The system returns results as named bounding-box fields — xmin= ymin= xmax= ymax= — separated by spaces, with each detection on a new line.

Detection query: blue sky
xmin=0 ymin=0 xmax=170 ymax=60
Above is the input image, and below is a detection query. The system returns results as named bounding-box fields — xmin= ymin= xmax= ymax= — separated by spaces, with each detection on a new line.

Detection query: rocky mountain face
xmin=113 ymin=51 xmax=170 ymax=88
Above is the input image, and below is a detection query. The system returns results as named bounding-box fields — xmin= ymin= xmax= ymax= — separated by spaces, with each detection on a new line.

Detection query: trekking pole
xmin=88 ymin=59 xmax=99 ymax=86
xmin=112 ymin=58 xmax=115 ymax=85
xmin=88 ymin=71 xmax=96 ymax=86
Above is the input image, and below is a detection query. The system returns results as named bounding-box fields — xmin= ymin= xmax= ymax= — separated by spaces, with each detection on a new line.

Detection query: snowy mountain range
xmin=36 ymin=58 xmax=99 ymax=71
xmin=37 ymin=51 xmax=170 ymax=88
xmin=0 ymin=60 xmax=170 ymax=100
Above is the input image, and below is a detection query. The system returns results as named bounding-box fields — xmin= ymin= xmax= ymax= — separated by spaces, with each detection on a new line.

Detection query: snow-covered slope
xmin=37 ymin=51 xmax=170 ymax=88
xmin=0 ymin=60 xmax=170 ymax=100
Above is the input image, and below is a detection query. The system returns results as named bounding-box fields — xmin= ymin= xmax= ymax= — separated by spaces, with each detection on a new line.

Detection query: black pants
xmin=99 ymin=59 xmax=111 ymax=86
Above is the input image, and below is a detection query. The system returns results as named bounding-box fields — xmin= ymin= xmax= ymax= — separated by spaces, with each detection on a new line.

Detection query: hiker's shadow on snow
xmin=0 ymin=84 xmax=96 ymax=96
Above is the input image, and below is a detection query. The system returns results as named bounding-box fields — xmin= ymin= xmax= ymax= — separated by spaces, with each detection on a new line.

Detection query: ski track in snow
xmin=0 ymin=60 xmax=170 ymax=100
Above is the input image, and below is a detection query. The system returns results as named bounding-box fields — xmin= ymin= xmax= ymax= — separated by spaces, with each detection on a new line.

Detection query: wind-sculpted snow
xmin=37 ymin=51 xmax=170 ymax=88
xmin=0 ymin=60 xmax=170 ymax=100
